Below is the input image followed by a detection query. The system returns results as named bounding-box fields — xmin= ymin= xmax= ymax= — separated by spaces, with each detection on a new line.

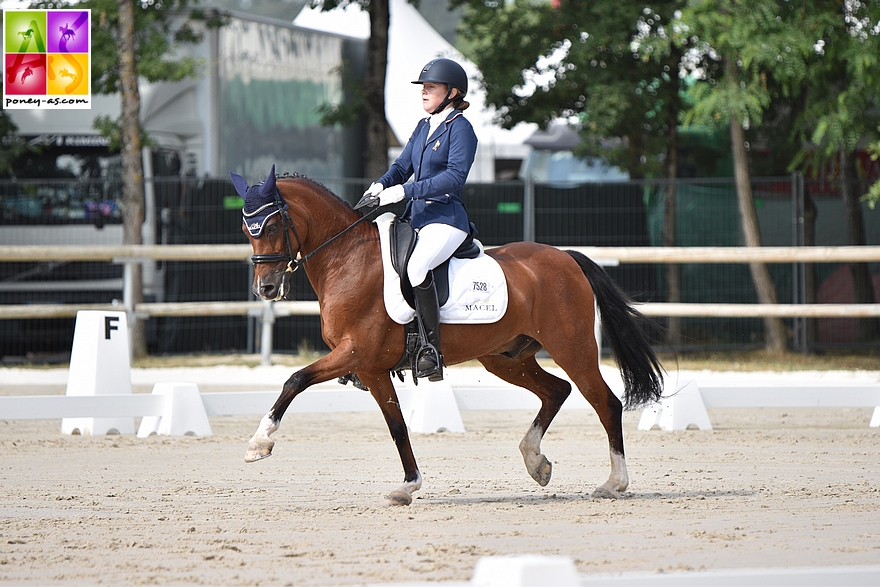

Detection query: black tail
xmin=566 ymin=250 xmax=664 ymax=409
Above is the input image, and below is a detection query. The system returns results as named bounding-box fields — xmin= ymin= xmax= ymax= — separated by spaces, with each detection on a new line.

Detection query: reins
xmin=250 ymin=187 xmax=382 ymax=273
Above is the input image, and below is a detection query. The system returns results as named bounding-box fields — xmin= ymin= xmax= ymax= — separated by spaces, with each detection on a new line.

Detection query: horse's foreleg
xmin=245 ymin=348 xmax=352 ymax=463
xmin=245 ymin=412 xmax=279 ymax=462
xmin=478 ymin=354 xmax=571 ymax=487
xmin=359 ymin=372 xmax=422 ymax=506
xmin=244 ymin=367 xmax=315 ymax=462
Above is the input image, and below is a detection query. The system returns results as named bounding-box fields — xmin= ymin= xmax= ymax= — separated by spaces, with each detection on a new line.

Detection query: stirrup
xmin=416 ymin=346 xmax=443 ymax=382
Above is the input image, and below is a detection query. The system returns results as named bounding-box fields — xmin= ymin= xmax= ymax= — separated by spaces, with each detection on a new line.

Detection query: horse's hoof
xmin=383 ymin=491 xmax=412 ymax=506
xmin=591 ymin=485 xmax=620 ymax=499
xmin=244 ymin=440 xmax=274 ymax=463
xmin=529 ymin=455 xmax=553 ymax=487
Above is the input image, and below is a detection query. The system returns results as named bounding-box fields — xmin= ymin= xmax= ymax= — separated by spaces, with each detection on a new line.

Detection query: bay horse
xmin=236 ymin=168 xmax=663 ymax=506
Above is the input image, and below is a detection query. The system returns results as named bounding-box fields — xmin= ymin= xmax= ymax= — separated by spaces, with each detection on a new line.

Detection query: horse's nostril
xmin=259 ymin=283 xmax=277 ymax=299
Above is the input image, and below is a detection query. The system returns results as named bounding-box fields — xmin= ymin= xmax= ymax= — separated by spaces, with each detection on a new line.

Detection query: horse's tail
xmin=565 ymin=250 xmax=664 ymax=409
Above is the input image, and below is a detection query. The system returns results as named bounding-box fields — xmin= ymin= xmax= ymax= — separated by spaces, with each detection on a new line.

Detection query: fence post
xmin=260 ymin=299 xmax=275 ymax=366
xmin=122 ymin=260 xmax=136 ymax=362
xmin=523 ymin=175 xmax=535 ymax=242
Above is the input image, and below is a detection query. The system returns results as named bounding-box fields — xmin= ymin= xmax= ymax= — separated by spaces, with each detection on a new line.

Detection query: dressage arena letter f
xmin=104 ymin=315 xmax=119 ymax=339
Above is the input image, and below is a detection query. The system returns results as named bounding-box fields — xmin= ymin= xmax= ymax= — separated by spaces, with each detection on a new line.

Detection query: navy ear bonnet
xmin=231 ymin=164 xmax=282 ymax=238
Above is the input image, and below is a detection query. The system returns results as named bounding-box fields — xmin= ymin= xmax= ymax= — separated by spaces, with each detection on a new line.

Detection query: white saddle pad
xmin=374 ymin=212 xmax=508 ymax=325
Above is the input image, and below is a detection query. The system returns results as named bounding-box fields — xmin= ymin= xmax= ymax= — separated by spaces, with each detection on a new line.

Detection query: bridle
xmin=250 ymin=187 xmax=381 ymax=274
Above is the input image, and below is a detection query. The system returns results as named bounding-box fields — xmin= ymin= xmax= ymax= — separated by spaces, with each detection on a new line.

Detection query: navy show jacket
xmin=378 ymin=109 xmax=478 ymax=233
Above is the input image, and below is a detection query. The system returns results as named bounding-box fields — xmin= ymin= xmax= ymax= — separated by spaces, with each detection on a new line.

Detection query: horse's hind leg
xmin=546 ymin=343 xmax=628 ymax=498
xmin=478 ymin=354 xmax=571 ymax=487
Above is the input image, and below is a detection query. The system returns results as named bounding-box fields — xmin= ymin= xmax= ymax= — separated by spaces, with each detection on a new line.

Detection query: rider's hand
xmin=363 ymin=182 xmax=384 ymax=198
xmin=379 ymin=184 xmax=405 ymax=206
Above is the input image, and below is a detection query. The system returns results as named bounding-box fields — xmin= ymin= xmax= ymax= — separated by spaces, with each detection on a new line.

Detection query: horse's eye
xmin=267 ymin=223 xmax=278 ymax=235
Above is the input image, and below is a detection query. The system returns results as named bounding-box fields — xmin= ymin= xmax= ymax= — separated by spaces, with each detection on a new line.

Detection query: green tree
xmin=787 ymin=0 xmax=880 ymax=342
xmin=868 ymin=134 xmax=880 ymax=207
xmin=308 ymin=0 xmax=392 ymax=179
xmin=661 ymin=0 xmax=829 ymax=352
xmin=456 ymin=0 xmax=689 ymax=344
xmin=34 ymin=0 xmax=217 ymax=357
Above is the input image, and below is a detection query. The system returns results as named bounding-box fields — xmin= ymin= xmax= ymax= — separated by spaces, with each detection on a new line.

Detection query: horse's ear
xmin=229 ymin=172 xmax=249 ymax=198
xmin=259 ymin=164 xmax=277 ymax=198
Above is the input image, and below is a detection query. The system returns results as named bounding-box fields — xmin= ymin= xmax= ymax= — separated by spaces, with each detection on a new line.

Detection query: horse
xmin=235 ymin=167 xmax=664 ymax=506
xmin=59 ymin=24 xmax=75 ymax=42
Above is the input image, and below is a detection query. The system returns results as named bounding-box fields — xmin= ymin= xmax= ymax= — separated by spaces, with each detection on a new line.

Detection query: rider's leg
xmin=412 ymin=275 xmax=443 ymax=380
xmin=408 ymin=223 xmax=467 ymax=382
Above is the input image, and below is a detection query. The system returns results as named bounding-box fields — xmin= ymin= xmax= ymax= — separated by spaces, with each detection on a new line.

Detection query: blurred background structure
xmin=1 ymin=0 xmax=878 ymax=362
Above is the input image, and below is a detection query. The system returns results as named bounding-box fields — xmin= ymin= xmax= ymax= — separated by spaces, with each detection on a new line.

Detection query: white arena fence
xmin=1 ymin=244 xmax=880 ymax=363
xmin=1 ymin=245 xmax=878 ymax=435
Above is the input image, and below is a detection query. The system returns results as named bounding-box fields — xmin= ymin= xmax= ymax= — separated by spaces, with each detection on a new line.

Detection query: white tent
xmin=294 ymin=0 xmax=535 ymax=181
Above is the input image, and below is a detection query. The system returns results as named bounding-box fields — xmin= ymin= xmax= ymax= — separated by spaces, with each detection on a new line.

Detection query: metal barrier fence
xmin=2 ymin=175 xmax=879 ymax=359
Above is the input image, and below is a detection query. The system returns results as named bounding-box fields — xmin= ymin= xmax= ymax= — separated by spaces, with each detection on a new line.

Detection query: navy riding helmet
xmin=412 ymin=58 xmax=468 ymax=95
xmin=412 ymin=58 xmax=468 ymax=114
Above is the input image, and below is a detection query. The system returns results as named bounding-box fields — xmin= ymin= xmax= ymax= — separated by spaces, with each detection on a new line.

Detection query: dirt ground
xmin=2 ymin=367 xmax=880 ymax=586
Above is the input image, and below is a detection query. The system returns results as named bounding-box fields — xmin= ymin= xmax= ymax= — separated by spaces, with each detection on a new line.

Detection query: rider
xmin=362 ymin=57 xmax=479 ymax=382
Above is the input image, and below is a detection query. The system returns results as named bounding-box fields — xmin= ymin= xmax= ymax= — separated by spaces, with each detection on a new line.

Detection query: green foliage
xmin=670 ymin=0 xmax=817 ymax=130
xmin=29 ymin=0 xmax=225 ymax=141
xmin=455 ymin=0 xmax=687 ymax=178
xmin=788 ymin=1 xmax=880 ymax=179
xmin=866 ymin=136 xmax=880 ymax=208
xmin=91 ymin=114 xmax=156 ymax=152
xmin=31 ymin=0 xmax=212 ymax=93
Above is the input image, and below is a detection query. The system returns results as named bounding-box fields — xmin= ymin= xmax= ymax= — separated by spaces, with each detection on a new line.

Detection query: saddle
xmin=389 ymin=217 xmax=481 ymax=308
xmin=385 ymin=217 xmax=480 ymax=384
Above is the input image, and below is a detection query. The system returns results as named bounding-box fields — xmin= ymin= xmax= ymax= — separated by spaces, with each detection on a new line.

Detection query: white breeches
xmin=407 ymin=223 xmax=468 ymax=286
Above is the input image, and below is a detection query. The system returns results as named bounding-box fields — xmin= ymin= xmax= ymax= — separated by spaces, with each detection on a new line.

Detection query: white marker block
xmin=407 ymin=379 xmax=465 ymax=434
xmin=638 ymin=380 xmax=712 ymax=431
xmin=137 ymin=382 xmax=212 ymax=437
xmin=471 ymin=555 xmax=580 ymax=587
xmin=62 ymin=310 xmax=134 ymax=435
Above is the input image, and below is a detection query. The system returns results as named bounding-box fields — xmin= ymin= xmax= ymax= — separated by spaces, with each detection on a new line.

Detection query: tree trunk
xmin=729 ymin=113 xmax=787 ymax=352
xmin=365 ymin=0 xmax=390 ymax=179
xmin=117 ymin=0 xmax=146 ymax=358
xmin=663 ymin=125 xmax=681 ymax=348
xmin=839 ymin=149 xmax=880 ymax=341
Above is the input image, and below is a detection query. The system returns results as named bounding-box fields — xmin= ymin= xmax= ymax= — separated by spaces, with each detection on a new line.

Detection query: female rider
xmin=361 ymin=58 xmax=478 ymax=382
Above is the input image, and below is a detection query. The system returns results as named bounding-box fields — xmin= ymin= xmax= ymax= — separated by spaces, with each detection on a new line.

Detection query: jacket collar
xmin=423 ymin=109 xmax=463 ymax=147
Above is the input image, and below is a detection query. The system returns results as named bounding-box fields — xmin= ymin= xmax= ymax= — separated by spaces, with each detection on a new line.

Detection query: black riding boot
xmin=412 ymin=274 xmax=443 ymax=382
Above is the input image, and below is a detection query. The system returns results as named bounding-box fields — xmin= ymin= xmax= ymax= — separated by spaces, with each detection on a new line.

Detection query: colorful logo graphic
xmin=3 ymin=9 xmax=91 ymax=109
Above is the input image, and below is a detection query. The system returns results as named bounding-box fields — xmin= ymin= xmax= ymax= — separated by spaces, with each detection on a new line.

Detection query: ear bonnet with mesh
xmin=232 ymin=164 xmax=280 ymax=238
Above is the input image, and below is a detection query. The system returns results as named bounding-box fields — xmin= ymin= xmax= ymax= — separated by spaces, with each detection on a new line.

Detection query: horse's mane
xmin=275 ymin=172 xmax=355 ymax=211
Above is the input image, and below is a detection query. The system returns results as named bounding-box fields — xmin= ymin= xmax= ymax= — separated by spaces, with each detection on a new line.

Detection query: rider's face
xmin=421 ymin=82 xmax=455 ymax=114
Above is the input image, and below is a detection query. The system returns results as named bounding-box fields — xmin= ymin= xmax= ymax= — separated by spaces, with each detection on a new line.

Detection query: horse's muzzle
xmin=254 ymin=274 xmax=286 ymax=301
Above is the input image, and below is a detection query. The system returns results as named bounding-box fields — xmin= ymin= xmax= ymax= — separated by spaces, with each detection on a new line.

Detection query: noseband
xmin=250 ymin=188 xmax=381 ymax=273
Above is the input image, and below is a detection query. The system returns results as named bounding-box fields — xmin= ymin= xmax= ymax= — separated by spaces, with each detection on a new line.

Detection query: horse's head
xmin=232 ymin=165 xmax=300 ymax=301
